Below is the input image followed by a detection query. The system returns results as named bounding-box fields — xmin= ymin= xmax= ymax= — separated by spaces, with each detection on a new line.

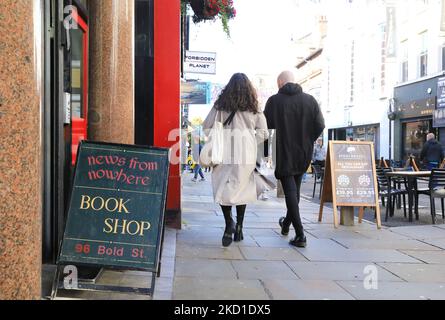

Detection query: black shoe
xmin=289 ymin=235 xmax=307 ymax=248
xmin=279 ymin=217 xmax=290 ymax=236
xmin=234 ymin=224 xmax=244 ymax=242
xmin=222 ymin=223 xmax=235 ymax=247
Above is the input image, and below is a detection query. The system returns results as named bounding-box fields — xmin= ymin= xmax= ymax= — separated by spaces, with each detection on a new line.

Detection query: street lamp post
xmin=387 ymin=98 xmax=396 ymax=163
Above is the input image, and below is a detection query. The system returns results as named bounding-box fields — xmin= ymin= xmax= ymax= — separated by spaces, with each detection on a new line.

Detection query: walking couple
xmin=202 ymin=71 xmax=325 ymax=248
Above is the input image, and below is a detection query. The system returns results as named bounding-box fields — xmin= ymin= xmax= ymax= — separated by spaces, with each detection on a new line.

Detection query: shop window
xmin=346 ymin=128 xmax=354 ymax=141
xmin=403 ymin=120 xmax=431 ymax=159
xmin=402 ymin=61 xmax=408 ymax=82
xmin=353 ymin=127 xmax=365 ymax=141
xmin=442 ymin=46 xmax=445 ymax=71
xmin=420 ymin=53 xmax=428 ymax=77
xmin=400 ymin=40 xmax=408 ymax=82
xmin=71 ymin=28 xmax=83 ymax=118
xmin=418 ymin=31 xmax=428 ymax=77
xmin=68 ymin=11 xmax=89 ymax=166
xmin=367 ymin=126 xmax=376 ymax=142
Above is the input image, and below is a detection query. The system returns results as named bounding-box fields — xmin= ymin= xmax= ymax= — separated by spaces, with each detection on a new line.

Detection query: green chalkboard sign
xmin=58 ymin=141 xmax=170 ymax=272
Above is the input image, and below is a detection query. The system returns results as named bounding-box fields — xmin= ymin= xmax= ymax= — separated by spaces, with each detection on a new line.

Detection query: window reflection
xmin=71 ymin=27 xmax=83 ymax=118
xmin=403 ymin=120 xmax=431 ymax=159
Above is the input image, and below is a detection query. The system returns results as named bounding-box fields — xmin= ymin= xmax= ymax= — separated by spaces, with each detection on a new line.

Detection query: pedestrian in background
xmin=313 ymin=138 xmax=326 ymax=167
xmin=191 ymin=132 xmax=205 ymax=182
xmin=420 ymin=133 xmax=444 ymax=170
xmin=264 ymin=71 xmax=325 ymax=248
xmin=203 ymin=73 xmax=269 ymax=247
xmin=186 ymin=147 xmax=195 ymax=173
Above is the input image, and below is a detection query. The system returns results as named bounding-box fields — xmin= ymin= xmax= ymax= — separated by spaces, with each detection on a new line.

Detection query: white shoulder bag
xmin=200 ymin=110 xmax=235 ymax=167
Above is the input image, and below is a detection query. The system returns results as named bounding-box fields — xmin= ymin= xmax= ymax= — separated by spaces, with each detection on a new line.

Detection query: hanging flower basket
xmin=189 ymin=0 xmax=218 ymax=21
xmin=183 ymin=0 xmax=237 ymax=37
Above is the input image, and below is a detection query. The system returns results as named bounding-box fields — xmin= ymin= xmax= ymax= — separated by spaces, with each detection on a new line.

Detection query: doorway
xmin=70 ymin=9 xmax=88 ymax=165
xmin=42 ymin=0 xmax=89 ymax=264
xmin=402 ymin=118 xmax=434 ymax=160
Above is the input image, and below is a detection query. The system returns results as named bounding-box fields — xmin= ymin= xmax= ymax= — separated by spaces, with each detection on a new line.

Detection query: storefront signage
xmin=184 ymin=51 xmax=216 ymax=75
xmin=319 ymin=141 xmax=381 ymax=229
xmin=437 ymin=76 xmax=445 ymax=109
xmin=181 ymin=81 xmax=211 ymax=104
xmin=58 ymin=141 xmax=170 ymax=271
xmin=386 ymin=6 xmax=397 ymax=58
xmin=433 ymin=108 xmax=445 ymax=128
xmin=397 ymin=98 xmax=435 ymax=119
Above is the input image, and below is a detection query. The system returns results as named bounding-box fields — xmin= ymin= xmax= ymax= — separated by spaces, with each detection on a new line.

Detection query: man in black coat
xmin=264 ymin=71 xmax=325 ymax=247
xmin=420 ymin=133 xmax=444 ymax=170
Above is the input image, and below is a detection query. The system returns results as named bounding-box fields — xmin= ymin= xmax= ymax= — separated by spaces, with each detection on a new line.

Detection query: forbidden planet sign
xmin=58 ymin=141 xmax=170 ymax=271
xmin=184 ymin=50 xmax=217 ymax=75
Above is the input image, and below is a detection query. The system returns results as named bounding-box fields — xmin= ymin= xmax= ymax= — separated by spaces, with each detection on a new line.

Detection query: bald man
xmin=264 ymin=71 xmax=325 ymax=248
xmin=420 ymin=133 xmax=444 ymax=170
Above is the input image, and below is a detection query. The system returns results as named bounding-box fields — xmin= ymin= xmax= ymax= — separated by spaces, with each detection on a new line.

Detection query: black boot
xmin=221 ymin=206 xmax=235 ymax=247
xmin=289 ymin=235 xmax=307 ymax=248
xmin=279 ymin=216 xmax=290 ymax=236
xmin=234 ymin=224 xmax=244 ymax=242
xmin=234 ymin=205 xmax=246 ymax=242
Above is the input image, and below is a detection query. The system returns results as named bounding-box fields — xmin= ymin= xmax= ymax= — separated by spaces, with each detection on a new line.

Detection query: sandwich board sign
xmin=52 ymin=141 xmax=170 ymax=298
xmin=318 ymin=141 xmax=381 ymax=229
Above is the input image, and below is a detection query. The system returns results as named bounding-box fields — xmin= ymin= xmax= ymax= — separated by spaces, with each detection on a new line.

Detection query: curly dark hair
xmin=214 ymin=73 xmax=259 ymax=113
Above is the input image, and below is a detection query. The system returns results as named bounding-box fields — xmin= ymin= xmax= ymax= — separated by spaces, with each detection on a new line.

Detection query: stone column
xmin=0 ymin=0 xmax=43 ymax=299
xmin=88 ymin=0 xmax=135 ymax=144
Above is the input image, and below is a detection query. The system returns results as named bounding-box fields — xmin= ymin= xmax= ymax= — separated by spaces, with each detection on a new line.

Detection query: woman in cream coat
xmin=202 ymin=73 xmax=269 ymax=247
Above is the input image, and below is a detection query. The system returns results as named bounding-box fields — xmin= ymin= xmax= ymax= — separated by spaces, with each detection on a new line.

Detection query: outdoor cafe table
xmin=385 ymin=171 xmax=431 ymax=222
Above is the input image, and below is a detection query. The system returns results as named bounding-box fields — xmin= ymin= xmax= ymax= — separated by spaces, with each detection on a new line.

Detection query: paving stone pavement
xmin=51 ymin=171 xmax=445 ymax=300
xmin=49 ymin=226 xmax=177 ymax=300
xmin=173 ymin=171 xmax=445 ymax=300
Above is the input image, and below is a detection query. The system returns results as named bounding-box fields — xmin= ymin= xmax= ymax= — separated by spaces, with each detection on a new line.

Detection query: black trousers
xmin=280 ymin=174 xmax=304 ymax=237
xmin=313 ymin=160 xmax=325 ymax=167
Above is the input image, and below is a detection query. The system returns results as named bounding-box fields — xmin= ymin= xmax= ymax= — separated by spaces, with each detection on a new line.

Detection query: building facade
xmin=391 ymin=0 xmax=445 ymax=161
xmin=320 ymin=0 xmax=397 ymax=159
xmin=320 ymin=0 xmax=445 ymax=162
xmin=295 ymin=15 xmax=327 ymax=106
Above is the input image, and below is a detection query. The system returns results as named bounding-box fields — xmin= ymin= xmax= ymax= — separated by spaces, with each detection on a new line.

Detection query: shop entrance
xmin=402 ymin=118 xmax=435 ymax=161
xmin=329 ymin=124 xmax=380 ymax=159
xmin=42 ymin=0 xmax=89 ymax=263
xmin=70 ymin=8 xmax=88 ymax=165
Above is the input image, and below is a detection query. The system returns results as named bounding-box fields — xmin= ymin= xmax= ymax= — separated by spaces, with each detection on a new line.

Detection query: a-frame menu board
xmin=319 ymin=141 xmax=381 ymax=229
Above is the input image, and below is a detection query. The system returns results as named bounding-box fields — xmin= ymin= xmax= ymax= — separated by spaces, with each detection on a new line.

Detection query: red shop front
xmin=43 ymin=0 xmax=182 ymax=264
xmin=154 ymin=0 xmax=182 ymax=228
xmin=135 ymin=0 xmax=182 ymax=228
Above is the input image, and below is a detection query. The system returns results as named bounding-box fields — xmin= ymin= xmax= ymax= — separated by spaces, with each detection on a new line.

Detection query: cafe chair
xmin=391 ymin=160 xmax=403 ymax=168
xmin=378 ymin=157 xmax=389 ymax=169
xmin=311 ymin=164 xmax=324 ymax=199
xmin=409 ymin=155 xmax=421 ymax=172
xmin=408 ymin=156 xmax=430 ymax=185
xmin=376 ymin=167 xmax=407 ymax=222
xmin=415 ymin=168 xmax=445 ymax=224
